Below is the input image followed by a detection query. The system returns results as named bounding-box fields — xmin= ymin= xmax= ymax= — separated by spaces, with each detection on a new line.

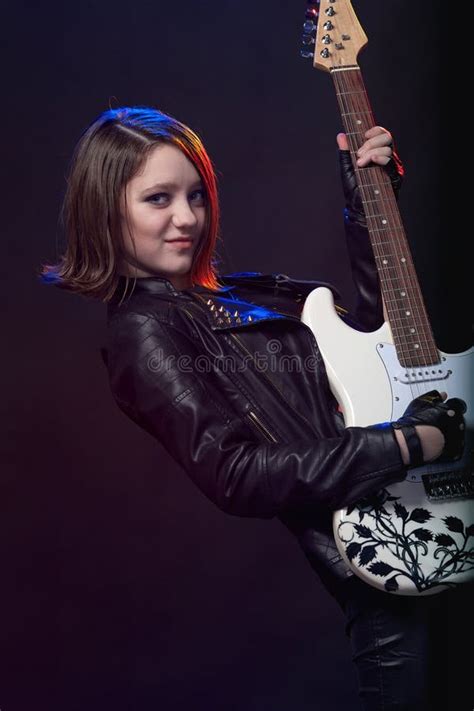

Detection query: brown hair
xmin=39 ymin=106 xmax=223 ymax=302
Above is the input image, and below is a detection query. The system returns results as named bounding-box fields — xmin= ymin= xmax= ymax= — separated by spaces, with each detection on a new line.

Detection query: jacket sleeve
xmin=105 ymin=310 xmax=406 ymax=519
xmin=343 ymin=208 xmax=384 ymax=333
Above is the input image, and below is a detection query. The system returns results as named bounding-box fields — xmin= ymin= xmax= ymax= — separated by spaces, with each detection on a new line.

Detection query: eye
xmin=189 ymin=189 xmax=206 ymax=206
xmin=146 ymin=192 xmax=170 ymax=206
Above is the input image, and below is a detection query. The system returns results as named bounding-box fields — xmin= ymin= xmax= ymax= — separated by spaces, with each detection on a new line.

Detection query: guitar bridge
xmin=422 ymin=469 xmax=474 ymax=501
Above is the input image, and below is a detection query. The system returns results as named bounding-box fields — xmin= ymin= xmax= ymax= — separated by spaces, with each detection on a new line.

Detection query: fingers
xmin=337 ymin=127 xmax=391 ymax=155
xmin=422 ymin=390 xmax=446 ymax=403
xmin=445 ymin=397 xmax=467 ymax=415
xmin=338 ymin=125 xmax=397 ymax=169
xmin=364 ymin=126 xmax=392 ymax=141
xmin=336 ymin=132 xmax=349 ymax=151
xmin=356 ymin=126 xmax=393 ymax=167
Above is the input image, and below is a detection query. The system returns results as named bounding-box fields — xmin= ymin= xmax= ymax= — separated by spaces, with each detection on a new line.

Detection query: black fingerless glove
xmin=392 ymin=390 xmax=467 ymax=468
xmin=339 ymin=146 xmax=404 ymax=226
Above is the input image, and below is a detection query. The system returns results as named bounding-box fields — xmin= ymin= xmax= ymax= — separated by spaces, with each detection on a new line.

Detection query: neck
xmin=118 ymin=261 xmax=193 ymax=291
xmin=168 ymin=273 xmax=193 ymax=291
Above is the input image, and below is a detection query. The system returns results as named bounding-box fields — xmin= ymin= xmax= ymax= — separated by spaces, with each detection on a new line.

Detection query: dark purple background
xmin=1 ymin=1 xmax=468 ymax=710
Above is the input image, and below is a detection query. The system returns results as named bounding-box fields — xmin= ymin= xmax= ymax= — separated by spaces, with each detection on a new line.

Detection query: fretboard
xmin=331 ymin=67 xmax=439 ymax=368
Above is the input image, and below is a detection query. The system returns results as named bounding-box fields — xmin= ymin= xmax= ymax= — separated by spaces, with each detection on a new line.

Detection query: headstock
xmin=300 ymin=0 xmax=368 ymax=71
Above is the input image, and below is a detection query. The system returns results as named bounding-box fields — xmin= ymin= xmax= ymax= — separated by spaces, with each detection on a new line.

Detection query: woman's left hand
xmin=337 ymin=126 xmax=395 ymax=167
xmin=337 ymin=126 xmax=404 ymax=222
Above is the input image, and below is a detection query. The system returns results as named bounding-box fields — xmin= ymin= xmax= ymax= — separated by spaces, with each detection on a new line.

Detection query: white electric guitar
xmin=300 ymin=1 xmax=473 ymax=595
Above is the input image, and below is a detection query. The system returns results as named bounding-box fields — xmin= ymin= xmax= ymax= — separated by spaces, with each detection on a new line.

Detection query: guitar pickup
xmin=396 ymin=366 xmax=449 ymax=384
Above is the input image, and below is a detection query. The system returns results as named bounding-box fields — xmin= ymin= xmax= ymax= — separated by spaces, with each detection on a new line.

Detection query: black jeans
xmin=333 ymin=576 xmax=473 ymax=711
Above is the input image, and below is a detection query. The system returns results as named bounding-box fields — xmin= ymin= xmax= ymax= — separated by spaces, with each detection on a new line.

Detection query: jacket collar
xmin=112 ymin=274 xmax=221 ymax=299
xmin=188 ymin=291 xmax=289 ymax=330
xmin=111 ymin=275 xmax=292 ymax=330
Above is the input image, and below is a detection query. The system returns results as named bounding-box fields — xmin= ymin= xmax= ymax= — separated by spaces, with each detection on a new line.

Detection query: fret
xmin=385 ymin=302 xmax=430 ymax=311
xmin=380 ymin=287 xmax=423 ymax=297
xmin=374 ymin=258 xmax=416 ymax=265
xmin=387 ymin=321 xmax=432 ymax=333
xmin=368 ymin=225 xmax=407 ymax=234
xmin=364 ymin=210 xmax=403 ymax=217
xmin=340 ymin=110 xmax=373 ymax=119
xmin=389 ymin=337 xmax=436 ymax=347
xmin=375 ymin=272 xmax=421 ymax=283
xmin=382 ymin=304 xmax=431 ymax=316
xmin=389 ymin=331 xmax=437 ymax=344
xmin=360 ymin=198 xmax=398 ymax=206
xmin=381 ymin=291 xmax=429 ymax=301
xmin=387 ymin=326 xmax=432 ymax=338
xmin=375 ymin=265 xmax=418 ymax=273
xmin=375 ymin=268 xmax=419 ymax=277
xmin=384 ymin=309 xmax=431 ymax=323
xmin=370 ymin=239 xmax=407 ymax=246
xmin=380 ymin=302 xmax=423 ymax=310
xmin=378 ymin=286 xmax=419 ymax=296
xmin=374 ymin=256 xmax=412 ymax=264
xmin=343 ymin=131 xmax=371 ymax=137
xmin=375 ymin=261 xmax=416 ymax=269
xmin=335 ymin=89 xmax=368 ymax=98
xmin=352 ymin=180 xmax=392 ymax=189
xmin=391 ymin=345 xmax=439 ymax=357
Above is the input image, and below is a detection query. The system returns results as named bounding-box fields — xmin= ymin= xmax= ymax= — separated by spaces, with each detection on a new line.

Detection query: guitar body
xmin=300 ymin=0 xmax=474 ymax=593
xmin=302 ymin=287 xmax=474 ymax=595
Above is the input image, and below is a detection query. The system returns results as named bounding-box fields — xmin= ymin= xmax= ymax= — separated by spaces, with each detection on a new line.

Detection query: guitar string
xmin=332 ymin=71 xmax=431 ymax=401
xmin=340 ymin=67 xmax=442 ymax=401
xmin=333 ymin=69 xmax=430 ymax=370
xmin=343 ymin=68 xmax=438 ymax=376
xmin=330 ymin=67 xmax=441 ymax=402
xmin=332 ymin=69 xmax=429 ymax=366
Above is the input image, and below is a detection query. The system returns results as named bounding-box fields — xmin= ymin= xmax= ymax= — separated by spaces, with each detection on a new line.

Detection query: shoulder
xmin=219 ymin=271 xmax=340 ymax=299
xmin=218 ymin=271 xmax=346 ymax=316
xmin=102 ymin=296 xmax=197 ymax=372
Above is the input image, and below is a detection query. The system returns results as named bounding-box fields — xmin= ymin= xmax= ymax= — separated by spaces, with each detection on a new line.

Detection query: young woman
xmin=40 ymin=106 xmax=469 ymax=710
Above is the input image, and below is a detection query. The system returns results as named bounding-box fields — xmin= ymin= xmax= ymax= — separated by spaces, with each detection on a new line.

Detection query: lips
xmin=165 ymin=236 xmax=194 ymax=243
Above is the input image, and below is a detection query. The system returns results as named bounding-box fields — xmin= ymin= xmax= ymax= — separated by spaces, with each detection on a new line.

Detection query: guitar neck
xmin=331 ymin=68 xmax=439 ymax=368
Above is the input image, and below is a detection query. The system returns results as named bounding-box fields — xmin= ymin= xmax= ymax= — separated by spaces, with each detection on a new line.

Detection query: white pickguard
xmin=302 ymin=287 xmax=474 ymax=595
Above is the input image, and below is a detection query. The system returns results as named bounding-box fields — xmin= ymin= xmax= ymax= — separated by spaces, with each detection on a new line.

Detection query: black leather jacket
xmin=101 ymin=216 xmax=407 ymax=596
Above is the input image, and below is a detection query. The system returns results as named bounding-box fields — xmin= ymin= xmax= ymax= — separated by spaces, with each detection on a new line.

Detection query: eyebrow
xmin=140 ymin=180 xmax=203 ymax=196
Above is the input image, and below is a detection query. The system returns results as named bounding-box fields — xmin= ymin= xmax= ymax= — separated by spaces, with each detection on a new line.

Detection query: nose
xmin=171 ymin=197 xmax=198 ymax=229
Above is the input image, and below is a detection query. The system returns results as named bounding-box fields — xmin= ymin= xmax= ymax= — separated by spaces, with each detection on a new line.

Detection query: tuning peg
xmin=301 ymin=19 xmax=316 ymax=43
xmin=303 ymin=19 xmax=316 ymax=33
xmin=301 ymin=0 xmax=319 ymax=59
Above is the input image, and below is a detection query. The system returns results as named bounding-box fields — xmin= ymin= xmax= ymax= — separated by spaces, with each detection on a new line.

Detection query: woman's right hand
xmin=392 ymin=390 xmax=466 ymax=467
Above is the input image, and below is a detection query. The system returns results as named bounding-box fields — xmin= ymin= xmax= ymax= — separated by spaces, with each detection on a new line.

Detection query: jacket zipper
xmin=182 ymin=307 xmax=197 ymax=323
xmin=229 ymin=331 xmax=316 ymax=436
xmin=247 ymin=410 xmax=278 ymax=443
xmin=183 ymin=303 xmax=278 ymax=443
xmin=190 ymin=291 xmax=318 ymax=437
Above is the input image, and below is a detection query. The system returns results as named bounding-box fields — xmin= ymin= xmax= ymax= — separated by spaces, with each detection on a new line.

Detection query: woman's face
xmin=119 ymin=143 xmax=206 ymax=289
